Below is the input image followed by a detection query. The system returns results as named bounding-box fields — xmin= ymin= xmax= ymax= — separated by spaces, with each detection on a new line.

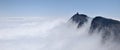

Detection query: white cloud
xmin=0 ymin=17 xmax=119 ymax=50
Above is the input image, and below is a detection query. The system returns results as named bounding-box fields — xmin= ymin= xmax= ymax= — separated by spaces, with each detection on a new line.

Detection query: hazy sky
xmin=0 ymin=0 xmax=120 ymax=18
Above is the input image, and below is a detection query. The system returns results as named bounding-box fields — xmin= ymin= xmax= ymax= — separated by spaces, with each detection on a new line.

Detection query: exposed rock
xmin=90 ymin=16 xmax=120 ymax=42
xmin=69 ymin=13 xmax=120 ymax=42
xmin=70 ymin=12 xmax=88 ymax=28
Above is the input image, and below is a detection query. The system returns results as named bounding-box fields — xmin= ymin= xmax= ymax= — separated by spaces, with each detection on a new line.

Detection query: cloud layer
xmin=0 ymin=17 xmax=119 ymax=50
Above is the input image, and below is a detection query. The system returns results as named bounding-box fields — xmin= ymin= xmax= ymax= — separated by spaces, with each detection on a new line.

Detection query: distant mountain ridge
xmin=70 ymin=13 xmax=120 ymax=42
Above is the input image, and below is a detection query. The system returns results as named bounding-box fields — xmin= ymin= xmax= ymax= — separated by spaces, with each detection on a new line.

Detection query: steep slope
xmin=70 ymin=13 xmax=88 ymax=28
xmin=90 ymin=16 xmax=120 ymax=42
xmin=70 ymin=13 xmax=120 ymax=42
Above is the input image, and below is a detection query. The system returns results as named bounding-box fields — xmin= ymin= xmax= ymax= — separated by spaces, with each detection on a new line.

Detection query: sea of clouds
xmin=0 ymin=17 xmax=119 ymax=50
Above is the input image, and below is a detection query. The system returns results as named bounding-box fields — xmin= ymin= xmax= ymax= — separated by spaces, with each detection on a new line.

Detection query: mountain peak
xmin=70 ymin=13 xmax=88 ymax=28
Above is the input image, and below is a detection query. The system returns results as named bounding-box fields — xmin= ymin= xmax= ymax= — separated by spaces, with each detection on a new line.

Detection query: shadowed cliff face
xmin=70 ymin=13 xmax=120 ymax=43
xmin=90 ymin=16 xmax=120 ymax=42
xmin=70 ymin=13 xmax=88 ymax=28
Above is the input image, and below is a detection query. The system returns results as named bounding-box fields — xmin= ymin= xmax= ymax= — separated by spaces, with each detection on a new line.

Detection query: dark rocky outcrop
xmin=70 ymin=13 xmax=88 ymax=28
xmin=69 ymin=13 xmax=120 ymax=42
xmin=90 ymin=16 xmax=120 ymax=42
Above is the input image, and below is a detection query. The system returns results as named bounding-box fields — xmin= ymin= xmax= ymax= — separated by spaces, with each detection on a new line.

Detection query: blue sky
xmin=0 ymin=0 xmax=120 ymax=18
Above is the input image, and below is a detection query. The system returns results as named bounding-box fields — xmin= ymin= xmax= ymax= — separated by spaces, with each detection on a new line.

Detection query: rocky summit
xmin=90 ymin=16 xmax=120 ymax=42
xmin=70 ymin=12 xmax=88 ymax=28
xmin=70 ymin=13 xmax=120 ymax=42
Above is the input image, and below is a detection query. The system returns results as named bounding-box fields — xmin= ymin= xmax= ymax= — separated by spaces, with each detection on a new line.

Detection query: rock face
xmin=70 ymin=13 xmax=88 ymax=28
xmin=70 ymin=13 xmax=120 ymax=42
xmin=90 ymin=16 xmax=120 ymax=42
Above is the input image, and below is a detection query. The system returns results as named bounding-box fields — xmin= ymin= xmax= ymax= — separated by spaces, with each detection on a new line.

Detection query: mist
xmin=0 ymin=17 xmax=119 ymax=50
